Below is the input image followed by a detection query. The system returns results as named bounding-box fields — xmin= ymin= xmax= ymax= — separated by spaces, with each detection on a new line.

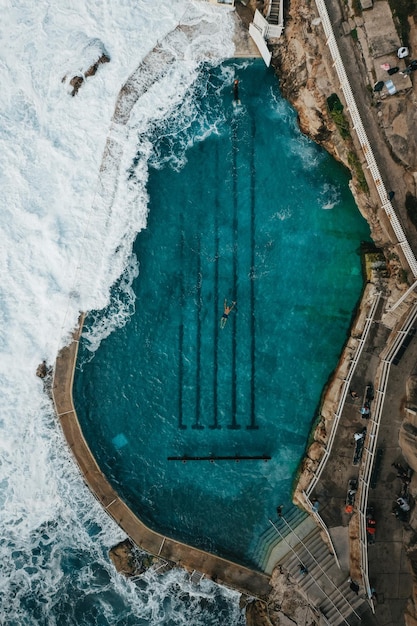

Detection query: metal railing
xmin=306 ymin=291 xmax=381 ymax=498
xmin=357 ymin=301 xmax=417 ymax=608
xmin=313 ymin=0 xmax=417 ymax=278
xmin=302 ymin=492 xmax=341 ymax=570
xmin=269 ymin=517 xmax=358 ymax=625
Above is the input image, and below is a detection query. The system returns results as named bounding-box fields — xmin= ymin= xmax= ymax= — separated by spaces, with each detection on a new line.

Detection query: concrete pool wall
xmin=52 ymin=314 xmax=272 ymax=599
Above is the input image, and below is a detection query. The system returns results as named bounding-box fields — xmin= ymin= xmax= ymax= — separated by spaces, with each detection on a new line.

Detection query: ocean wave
xmin=1 ymin=0 xmax=241 ymax=623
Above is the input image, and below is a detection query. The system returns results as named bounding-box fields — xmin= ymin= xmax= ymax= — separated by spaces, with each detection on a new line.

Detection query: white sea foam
xmin=320 ymin=182 xmax=340 ymax=210
xmin=0 ymin=1 xmax=241 ymax=622
xmin=272 ymin=206 xmax=292 ymax=221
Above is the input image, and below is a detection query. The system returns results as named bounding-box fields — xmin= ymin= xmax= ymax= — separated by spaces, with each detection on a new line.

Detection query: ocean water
xmin=0 ymin=1 xmax=250 ymax=624
xmin=74 ymin=60 xmax=370 ymax=569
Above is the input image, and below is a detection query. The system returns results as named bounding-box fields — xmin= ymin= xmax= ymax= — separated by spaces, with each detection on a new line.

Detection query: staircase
xmin=252 ymin=508 xmax=371 ymax=625
xmin=273 ymin=523 xmax=370 ymax=626
xmin=266 ymin=0 xmax=283 ymax=26
xmin=251 ymin=506 xmax=308 ymax=572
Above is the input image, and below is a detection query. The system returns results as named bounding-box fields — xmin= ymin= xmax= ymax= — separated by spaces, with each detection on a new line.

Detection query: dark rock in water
xmin=37 ymin=360 xmax=53 ymax=398
xmin=69 ymin=75 xmax=84 ymax=97
xmin=109 ymin=539 xmax=173 ymax=578
xmin=36 ymin=360 xmax=48 ymax=378
xmin=109 ymin=539 xmax=138 ymax=577
xmin=64 ymin=52 xmax=111 ymax=96
xmin=84 ymin=53 xmax=110 ymax=78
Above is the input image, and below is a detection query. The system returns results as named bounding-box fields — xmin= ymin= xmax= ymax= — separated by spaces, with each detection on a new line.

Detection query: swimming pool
xmin=74 ymin=60 xmax=370 ymax=568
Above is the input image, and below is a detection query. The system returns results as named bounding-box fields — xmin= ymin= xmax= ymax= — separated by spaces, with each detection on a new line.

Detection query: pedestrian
xmin=299 ymin=564 xmax=308 ymax=575
xmin=349 ymin=579 xmax=360 ymax=595
xmin=312 ymin=499 xmax=319 ymax=513
xmin=276 ymin=505 xmax=283 ymax=518
xmin=397 ymin=497 xmax=410 ymax=512
xmin=350 ymin=389 xmax=358 ymax=399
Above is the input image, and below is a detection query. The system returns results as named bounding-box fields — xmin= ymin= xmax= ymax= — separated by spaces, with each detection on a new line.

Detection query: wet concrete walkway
xmin=52 ymin=318 xmax=271 ymax=599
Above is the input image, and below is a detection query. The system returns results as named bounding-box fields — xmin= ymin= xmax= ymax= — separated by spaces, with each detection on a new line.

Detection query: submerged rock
xmin=61 ymin=34 xmax=111 ymax=96
xmin=109 ymin=539 xmax=138 ymax=577
xmin=36 ymin=360 xmax=48 ymax=379
xmin=109 ymin=539 xmax=172 ymax=578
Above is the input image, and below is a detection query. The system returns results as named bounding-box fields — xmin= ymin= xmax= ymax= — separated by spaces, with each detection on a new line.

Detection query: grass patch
xmin=327 ymin=94 xmax=351 ymax=139
xmin=348 ymin=151 xmax=369 ymax=193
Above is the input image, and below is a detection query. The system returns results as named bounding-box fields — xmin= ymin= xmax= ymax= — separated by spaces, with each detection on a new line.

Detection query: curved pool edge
xmin=52 ymin=314 xmax=272 ymax=600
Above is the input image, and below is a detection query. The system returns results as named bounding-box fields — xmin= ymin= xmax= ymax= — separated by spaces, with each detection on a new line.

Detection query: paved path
xmin=324 ymin=0 xmax=417 ymax=255
xmin=311 ymin=295 xmax=415 ymax=626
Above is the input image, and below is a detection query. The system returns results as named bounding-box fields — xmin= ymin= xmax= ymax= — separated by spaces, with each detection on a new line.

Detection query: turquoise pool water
xmin=74 ymin=60 xmax=370 ymax=568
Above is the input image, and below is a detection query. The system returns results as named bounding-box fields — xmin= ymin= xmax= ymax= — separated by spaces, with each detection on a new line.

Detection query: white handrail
xmin=357 ymin=302 xmax=417 ymax=606
xmin=306 ymin=291 xmax=381 ymax=497
xmin=268 ymin=519 xmax=352 ymax=625
xmin=313 ymin=0 xmax=417 ymax=278
xmin=302 ymin=492 xmax=341 ymax=570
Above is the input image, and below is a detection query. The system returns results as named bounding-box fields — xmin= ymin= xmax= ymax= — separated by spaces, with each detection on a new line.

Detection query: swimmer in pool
xmin=220 ymin=299 xmax=236 ymax=329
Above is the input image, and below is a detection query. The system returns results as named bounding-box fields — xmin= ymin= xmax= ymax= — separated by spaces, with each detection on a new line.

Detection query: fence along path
xmin=306 ymin=290 xmax=381 ymax=499
xmin=314 ymin=0 xmax=417 ymax=278
xmin=357 ymin=301 xmax=417 ymax=608
xmin=305 ymin=1 xmax=417 ymax=610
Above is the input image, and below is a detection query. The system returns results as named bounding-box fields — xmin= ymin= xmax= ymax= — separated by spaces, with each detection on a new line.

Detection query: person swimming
xmin=220 ymin=299 xmax=236 ymax=328
xmin=233 ymin=79 xmax=240 ymax=105
xmin=233 ymin=79 xmax=239 ymax=100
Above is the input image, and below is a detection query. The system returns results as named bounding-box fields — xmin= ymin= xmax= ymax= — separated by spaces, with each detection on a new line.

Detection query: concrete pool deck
xmin=52 ymin=316 xmax=272 ymax=599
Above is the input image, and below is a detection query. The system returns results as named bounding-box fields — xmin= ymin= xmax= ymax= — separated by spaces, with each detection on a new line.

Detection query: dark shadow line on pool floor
xmin=210 ymin=143 xmax=221 ymax=430
xmin=228 ymin=117 xmax=240 ymax=430
xmin=178 ymin=215 xmax=187 ymax=430
xmin=247 ymin=117 xmax=258 ymax=431
xmin=192 ymin=234 xmax=204 ymax=430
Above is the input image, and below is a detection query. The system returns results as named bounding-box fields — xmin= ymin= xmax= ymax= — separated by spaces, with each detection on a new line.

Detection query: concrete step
xmin=253 ymin=508 xmax=368 ymax=625
xmin=255 ymin=510 xmax=368 ymax=624
xmin=250 ymin=506 xmax=308 ymax=570
xmin=317 ymin=577 xmax=366 ymax=625
xmin=276 ymin=526 xmax=366 ymax=625
xmin=280 ymin=531 xmax=331 ymax=575
xmin=263 ymin=515 xmax=318 ymax=574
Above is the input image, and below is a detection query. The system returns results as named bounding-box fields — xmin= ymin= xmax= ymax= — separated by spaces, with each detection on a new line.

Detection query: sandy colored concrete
xmin=52 ymin=318 xmax=271 ymax=599
xmin=233 ymin=3 xmax=261 ymax=58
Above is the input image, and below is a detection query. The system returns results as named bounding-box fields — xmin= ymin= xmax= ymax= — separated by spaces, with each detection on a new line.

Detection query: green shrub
xmin=348 ymin=151 xmax=369 ymax=193
xmin=327 ymin=93 xmax=344 ymax=112
xmin=331 ymin=109 xmax=351 ymax=138
xmin=327 ymin=94 xmax=350 ymax=139
xmin=398 ymin=268 xmax=409 ymax=284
